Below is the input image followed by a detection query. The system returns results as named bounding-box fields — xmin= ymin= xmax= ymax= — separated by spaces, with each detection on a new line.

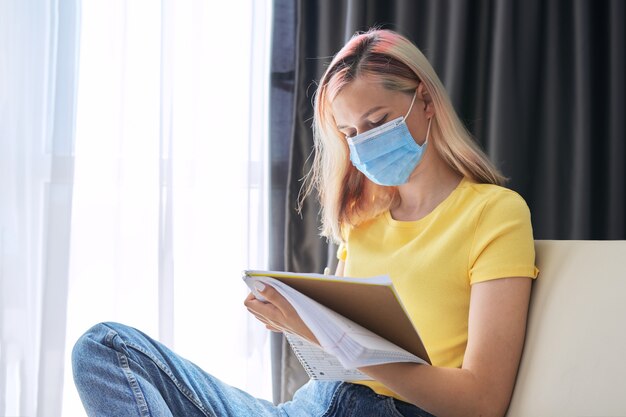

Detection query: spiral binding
xmin=285 ymin=333 xmax=317 ymax=378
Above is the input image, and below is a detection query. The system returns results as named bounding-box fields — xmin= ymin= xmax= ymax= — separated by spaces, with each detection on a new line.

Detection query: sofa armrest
xmin=506 ymin=240 xmax=626 ymax=416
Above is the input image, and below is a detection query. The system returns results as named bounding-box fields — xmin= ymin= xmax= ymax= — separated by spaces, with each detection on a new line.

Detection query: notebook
xmin=243 ymin=270 xmax=430 ymax=381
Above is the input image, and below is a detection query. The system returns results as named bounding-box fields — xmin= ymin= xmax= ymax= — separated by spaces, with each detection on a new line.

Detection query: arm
xmin=358 ymin=276 xmax=532 ymax=417
xmin=335 ymin=259 xmax=345 ymax=276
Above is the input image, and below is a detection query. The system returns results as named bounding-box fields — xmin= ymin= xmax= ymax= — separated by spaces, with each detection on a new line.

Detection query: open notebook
xmin=243 ymin=270 xmax=430 ymax=381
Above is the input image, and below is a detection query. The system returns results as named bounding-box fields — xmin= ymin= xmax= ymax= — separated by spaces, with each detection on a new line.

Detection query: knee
xmin=71 ymin=322 xmax=129 ymax=381
xmin=72 ymin=323 xmax=109 ymax=366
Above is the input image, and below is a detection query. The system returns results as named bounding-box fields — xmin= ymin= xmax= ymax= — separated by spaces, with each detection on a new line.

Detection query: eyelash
xmin=343 ymin=115 xmax=388 ymax=138
xmin=370 ymin=115 xmax=387 ymax=127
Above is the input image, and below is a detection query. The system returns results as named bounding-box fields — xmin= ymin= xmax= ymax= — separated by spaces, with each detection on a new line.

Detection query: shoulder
xmin=460 ymin=180 xmax=528 ymax=205
xmin=458 ymin=180 xmax=531 ymax=221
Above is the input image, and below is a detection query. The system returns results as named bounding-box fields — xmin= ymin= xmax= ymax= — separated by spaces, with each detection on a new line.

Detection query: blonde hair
xmin=301 ymin=29 xmax=505 ymax=243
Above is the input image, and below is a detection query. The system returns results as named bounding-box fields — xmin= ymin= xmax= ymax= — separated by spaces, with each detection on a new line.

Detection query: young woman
xmin=73 ymin=29 xmax=538 ymax=417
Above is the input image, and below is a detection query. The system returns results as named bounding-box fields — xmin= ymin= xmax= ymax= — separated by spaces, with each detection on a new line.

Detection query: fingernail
xmin=254 ymin=282 xmax=266 ymax=292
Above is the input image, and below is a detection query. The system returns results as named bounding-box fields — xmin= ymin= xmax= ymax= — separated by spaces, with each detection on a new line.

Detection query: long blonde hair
xmin=301 ymin=29 xmax=505 ymax=243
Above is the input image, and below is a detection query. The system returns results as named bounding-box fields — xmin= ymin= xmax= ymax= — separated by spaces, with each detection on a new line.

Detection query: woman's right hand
xmin=243 ymin=284 xmax=320 ymax=345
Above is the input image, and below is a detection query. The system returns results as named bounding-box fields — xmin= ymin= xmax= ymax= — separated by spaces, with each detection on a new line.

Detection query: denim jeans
xmin=72 ymin=322 xmax=436 ymax=417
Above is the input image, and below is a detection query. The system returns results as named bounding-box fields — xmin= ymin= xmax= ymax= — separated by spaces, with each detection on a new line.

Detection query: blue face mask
xmin=346 ymin=92 xmax=431 ymax=186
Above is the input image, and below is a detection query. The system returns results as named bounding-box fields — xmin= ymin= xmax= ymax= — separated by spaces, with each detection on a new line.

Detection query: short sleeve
xmin=336 ymin=242 xmax=347 ymax=261
xmin=469 ymin=191 xmax=539 ymax=285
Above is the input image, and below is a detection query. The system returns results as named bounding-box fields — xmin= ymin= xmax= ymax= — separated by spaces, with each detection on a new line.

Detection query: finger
xmin=248 ymin=286 xmax=310 ymax=335
xmin=251 ymin=290 xmax=316 ymax=343
xmin=245 ymin=286 xmax=288 ymax=320
xmin=266 ymin=324 xmax=283 ymax=332
xmin=245 ymin=296 xmax=282 ymax=321
xmin=244 ymin=291 xmax=275 ymax=312
xmin=249 ymin=312 xmax=271 ymax=326
xmin=244 ymin=293 xmax=265 ymax=309
xmin=248 ymin=310 xmax=284 ymax=332
xmin=255 ymin=285 xmax=297 ymax=317
xmin=246 ymin=305 xmax=282 ymax=328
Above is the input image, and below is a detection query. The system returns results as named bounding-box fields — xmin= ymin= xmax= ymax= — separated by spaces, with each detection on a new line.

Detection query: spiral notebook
xmin=243 ymin=270 xmax=430 ymax=381
xmin=284 ymin=333 xmax=374 ymax=381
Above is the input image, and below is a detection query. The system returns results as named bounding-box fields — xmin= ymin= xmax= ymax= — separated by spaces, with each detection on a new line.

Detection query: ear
xmin=417 ymin=82 xmax=435 ymax=119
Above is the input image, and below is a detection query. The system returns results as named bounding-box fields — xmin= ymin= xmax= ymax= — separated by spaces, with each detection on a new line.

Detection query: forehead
xmin=330 ymin=76 xmax=402 ymax=125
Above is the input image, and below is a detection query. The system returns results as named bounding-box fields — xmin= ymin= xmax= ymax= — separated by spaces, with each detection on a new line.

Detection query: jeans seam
xmin=125 ymin=341 xmax=212 ymax=417
xmin=116 ymin=350 xmax=152 ymax=417
xmin=320 ymin=382 xmax=345 ymax=417
xmin=390 ymin=397 xmax=435 ymax=417
xmin=385 ymin=396 xmax=407 ymax=417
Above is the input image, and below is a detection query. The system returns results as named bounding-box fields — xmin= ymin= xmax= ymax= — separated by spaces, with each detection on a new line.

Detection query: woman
xmin=73 ymin=29 xmax=537 ymax=417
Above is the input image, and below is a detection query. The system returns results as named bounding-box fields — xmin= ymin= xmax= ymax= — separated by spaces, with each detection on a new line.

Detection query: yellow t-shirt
xmin=337 ymin=177 xmax=539 ymax=398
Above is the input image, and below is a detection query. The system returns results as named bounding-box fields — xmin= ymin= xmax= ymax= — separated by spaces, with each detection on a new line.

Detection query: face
xmin=331 ymin=75 xmax=431 ymax=142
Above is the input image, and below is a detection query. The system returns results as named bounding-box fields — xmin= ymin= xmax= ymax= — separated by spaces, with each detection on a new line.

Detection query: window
xmin=62 ymin=1 xmax=273 ymax=414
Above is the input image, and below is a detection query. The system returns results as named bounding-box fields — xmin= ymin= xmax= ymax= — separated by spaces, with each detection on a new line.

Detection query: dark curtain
xmin=269 ymin=0 xmax=625 ymax=402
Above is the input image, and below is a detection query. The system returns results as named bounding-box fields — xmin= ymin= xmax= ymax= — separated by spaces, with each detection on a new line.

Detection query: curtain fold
xmin=268 ymin=0 xmax=299 ymax=404
xmin=63 ymin=2 xmax=274 ymax=414
xmin=4 ymin=1 xmax=273 ymax=415
xmin=607 ymin=0 xmax=625 ymax=238
xmin=0 ymin=1 xmax=81 ymax=415
xmin=270 ymin=0 xmax=626 ymax=402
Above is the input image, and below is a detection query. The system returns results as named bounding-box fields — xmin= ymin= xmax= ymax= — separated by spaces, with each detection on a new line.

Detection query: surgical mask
xmin=347 ymin=92 xmax=431 ymax=186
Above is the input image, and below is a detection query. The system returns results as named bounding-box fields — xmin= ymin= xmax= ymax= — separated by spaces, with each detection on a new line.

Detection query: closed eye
xmin=369 ymin=114 xmax=388 ymax=128
xmin=339 ymin=114 xmax=389 ymax=139
xmin=343 ymin=129 xmax=357 ymax=139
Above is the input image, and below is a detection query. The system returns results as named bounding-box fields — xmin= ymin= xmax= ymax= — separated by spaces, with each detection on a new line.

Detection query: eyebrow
xmin=336 ymin=106 xmax=386 ymax=130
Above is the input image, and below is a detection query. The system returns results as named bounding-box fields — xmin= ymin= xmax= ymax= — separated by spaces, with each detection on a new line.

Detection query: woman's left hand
xmin=244 ymin=284 xmax=319 ymax=345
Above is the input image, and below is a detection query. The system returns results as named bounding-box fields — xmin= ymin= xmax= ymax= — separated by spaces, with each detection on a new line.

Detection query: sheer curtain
xmin=62 ymin=1 xmax=273 ymax=415
xmin=1 ymin=1 xmax=80 ymax=416
xmin=1 ymin=0 xmax=272 ymax=415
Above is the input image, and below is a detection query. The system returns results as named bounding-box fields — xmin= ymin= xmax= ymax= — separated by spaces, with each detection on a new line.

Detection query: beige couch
xmin=506 ymin=240 xmax=626 ymax=416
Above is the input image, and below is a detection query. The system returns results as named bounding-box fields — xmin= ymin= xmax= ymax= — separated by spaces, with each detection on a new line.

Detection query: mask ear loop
xmin=406 ymin=89 xmax=432 ymax=145
xmin=404 ymin=90 xmax=418 ymax=120
xmin=424 ymin=117 xmax=432 ymax=144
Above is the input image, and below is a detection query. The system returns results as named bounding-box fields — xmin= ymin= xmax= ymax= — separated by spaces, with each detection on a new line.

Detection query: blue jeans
xmin=72 ymin=322 xmax=436 ymax=417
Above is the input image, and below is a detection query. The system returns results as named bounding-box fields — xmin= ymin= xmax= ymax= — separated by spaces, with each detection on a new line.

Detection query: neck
xmin=391 ymin=150 xmax=463 ymax=221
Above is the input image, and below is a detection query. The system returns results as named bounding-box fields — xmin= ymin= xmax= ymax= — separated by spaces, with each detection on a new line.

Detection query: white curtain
xmin=1 ymin=0 xmax=273 ymax=416
xmin=0 ymin=0 xmax=80 ymax=416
